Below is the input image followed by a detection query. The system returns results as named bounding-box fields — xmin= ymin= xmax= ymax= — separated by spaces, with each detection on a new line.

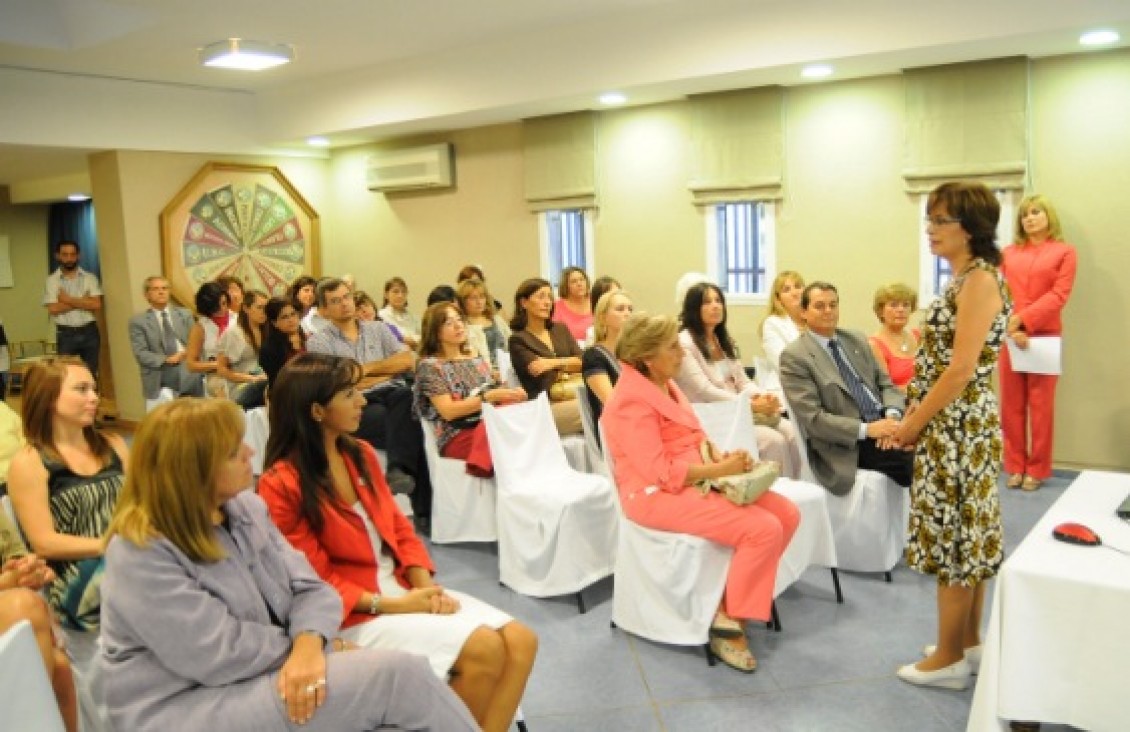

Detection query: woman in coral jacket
xmin=1000 ymin=194 xmax=1077 ymax=491
xmin=258 ymin=353 xmax=536 ymax=732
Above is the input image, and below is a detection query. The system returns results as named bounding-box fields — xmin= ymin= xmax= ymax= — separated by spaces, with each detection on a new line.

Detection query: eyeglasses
xmin=442 ymin=317 xmax=465 ymax=328
xmin=924 ymin=216 xmax=962 ymax=227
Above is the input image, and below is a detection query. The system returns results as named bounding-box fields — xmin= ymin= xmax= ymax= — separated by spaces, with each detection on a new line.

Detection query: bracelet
xmin=368 ymin=593 xmax=381 ymax=615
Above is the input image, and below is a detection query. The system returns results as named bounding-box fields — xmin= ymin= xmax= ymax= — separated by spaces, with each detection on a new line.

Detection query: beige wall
xmin=0 ymin=189 xmax=52 ymax=345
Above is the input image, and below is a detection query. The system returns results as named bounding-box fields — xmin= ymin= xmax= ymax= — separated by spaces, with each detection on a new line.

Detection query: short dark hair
xmin=927 ymin=181 xmax=1002 ymax=266
xmin=426 ymin=285 xmax=456 ymax=307
xmin=315 ymin=277 xmax=348 ymax=308
xmin=55 ymin=240 xmax=79 ymax=254
xmin=801 ymin=281 xmax=838 ymax=310
xmin=194 ymin=281 xmax=228 ymax=317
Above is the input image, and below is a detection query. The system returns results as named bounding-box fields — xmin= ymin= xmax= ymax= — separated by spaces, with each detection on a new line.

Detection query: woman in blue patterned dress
xmin=891 ymin=181 xmax=1011 ymax=691
xmin=414 ymin=302 xmax=526 ymax=477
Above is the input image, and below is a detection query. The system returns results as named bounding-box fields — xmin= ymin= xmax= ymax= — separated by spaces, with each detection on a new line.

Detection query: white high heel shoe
xmin=896 ymin=657 xmax=972 ymax=690
xmin=922 ymin=644 xmax=982 ymax=674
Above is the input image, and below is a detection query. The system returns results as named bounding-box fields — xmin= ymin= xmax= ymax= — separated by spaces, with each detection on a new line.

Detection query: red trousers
xmin=999 ymin=348 xmax=1058 ymax=479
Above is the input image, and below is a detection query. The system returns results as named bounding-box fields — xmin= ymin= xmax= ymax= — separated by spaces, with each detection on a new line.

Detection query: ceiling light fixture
xmin=801 ymin=64 xmax=834 ymax=79
xmin=67 ymin=193 xmax=91 ymax=202
xmin=200 ymin=39 xmax=294 ymax=71
xmin=306 ymin=136 xmax=330 ymax=147
xmin=599 ymin=91 xmax=627 ymax=106
xmin=1079 ymin=29 xmax=1120 ymax=46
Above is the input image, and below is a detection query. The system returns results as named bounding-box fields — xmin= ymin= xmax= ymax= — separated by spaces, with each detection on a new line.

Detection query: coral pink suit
xmin=1000 ymin=238 xmax=1077 ymax=480
xmin=600 ymin=364 xmax=799 ymax=621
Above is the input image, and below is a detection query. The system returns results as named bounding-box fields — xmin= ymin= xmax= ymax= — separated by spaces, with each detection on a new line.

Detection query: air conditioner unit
xmin=366 ymin=143 xmax=454 ymax=191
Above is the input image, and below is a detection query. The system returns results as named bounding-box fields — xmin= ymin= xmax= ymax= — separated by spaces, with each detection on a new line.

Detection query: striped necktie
xmin=828 ymin=338 xmax=883 ymax=422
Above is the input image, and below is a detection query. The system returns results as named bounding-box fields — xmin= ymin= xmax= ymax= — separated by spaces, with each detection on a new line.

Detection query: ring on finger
xmin=305 ymin=684 xmax=318 ymax=694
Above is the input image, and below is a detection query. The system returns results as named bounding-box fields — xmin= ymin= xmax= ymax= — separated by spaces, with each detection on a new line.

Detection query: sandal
xmin=1006 ymin=474 xmax=1024 ymax=489
xmin=710 ymin=613 xmax=745 ymax=639
xmin=1021 ymin=476 xmax=1042 ymax=492
xmin=709 ymin=636 xmax=757 ymax=673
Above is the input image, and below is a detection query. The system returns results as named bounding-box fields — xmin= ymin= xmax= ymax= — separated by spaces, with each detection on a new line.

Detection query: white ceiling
xmin=0 ymin=0 xmax=1127 ymax=187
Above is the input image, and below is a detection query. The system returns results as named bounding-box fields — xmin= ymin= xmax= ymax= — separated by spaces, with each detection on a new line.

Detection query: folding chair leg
xmin=884 ymin=571 xmax=893 ymax=583
xmin=575 ymin=591 xmax=586 ymax=614
xmin=770 ymin=601 xmax=782 ymax=632
xmin=831 ymin=568 xmax=844 ymax=603
xmin=703 ymin=643 xmax=716 ymax=667
xmin=516 ymin=720 xmax=529 ymax=732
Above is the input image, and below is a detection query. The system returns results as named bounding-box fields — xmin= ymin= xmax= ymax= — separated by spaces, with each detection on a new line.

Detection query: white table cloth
xmin=967 ymin=470 xmax=1130 ymax=732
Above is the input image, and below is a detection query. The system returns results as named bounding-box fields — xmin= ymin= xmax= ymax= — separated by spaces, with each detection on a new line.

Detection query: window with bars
xmin=706 ymin=201 xmax=775 ymax=301
xmin=919 ymin=190 xmax=1016 ymax=301
xmin=541 ymin=209 xmax=592 ymax=287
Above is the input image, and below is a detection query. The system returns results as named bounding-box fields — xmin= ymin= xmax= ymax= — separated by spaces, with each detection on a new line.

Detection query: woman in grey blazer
xmin=100 ymin=398 xmax=478 ymax=732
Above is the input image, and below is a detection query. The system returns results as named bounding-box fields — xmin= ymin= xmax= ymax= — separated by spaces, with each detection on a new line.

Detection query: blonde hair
xmin=1014 ymin=193 xmax=1064 ymax=243
xmin=872 ymin=282 xmax=918 ymax=321
xmin=759 ymin=270 xmax=805 ymax=336
xmin=592 ymin=290 xmax=631 ymax=343
xmin=616 ymin=313 xmax=678 ymax=374
xmin=107 ymin=399 xmax=244 ymax=563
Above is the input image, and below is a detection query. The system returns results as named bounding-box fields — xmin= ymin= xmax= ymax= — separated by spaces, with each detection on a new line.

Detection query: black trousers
xmin=359 ymin=385 xmax=432 ymax=515
xmin=857 ymin=437 xmax=914 ymax=487
xmin=57 ymin=322 xmax=100 ymax=379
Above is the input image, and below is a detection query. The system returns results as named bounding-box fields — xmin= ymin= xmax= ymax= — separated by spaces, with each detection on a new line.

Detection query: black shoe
xmin=386 ymin=468 xmax=416 ymax=495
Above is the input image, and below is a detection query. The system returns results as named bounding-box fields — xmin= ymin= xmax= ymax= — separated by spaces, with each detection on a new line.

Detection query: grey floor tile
xmin=631 ymin=631 xmax=782 ymax=701
xmin=524 ymin=704 xmax=663 ymax=732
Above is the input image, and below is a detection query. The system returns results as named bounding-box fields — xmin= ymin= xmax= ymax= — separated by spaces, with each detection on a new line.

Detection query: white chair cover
xmin=64 ymin=628 xmax=111 ymax=732
xmin=574 ymin=383 xmax=608 ymax=478
xmin=496 ymin=349 xmax=520 ymax=388
xmin=600 ymin=423 xmax=730 ymax=645
xmin=144 ymin=386 xmax=176 ymax=413
xmin=243 ymin=405 xmax=270 ymax=476
xmin=481 ymin=394 xmax=616 ymax=597
xmin=0 ymin=621 xmax=66 ymax=731
xmin=691 ymin=398 xmax=839 ymax=596
xmin=778 ymin=390 xmax=910 ymax=572
xmin=421 ymin=419 xmax=497 ymax=544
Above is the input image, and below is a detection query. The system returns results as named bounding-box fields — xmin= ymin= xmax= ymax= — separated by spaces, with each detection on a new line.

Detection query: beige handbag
xmin=694 ymin=441 xmax=779 ymax=506
xmin=548 ymin=371 xmax=584 ymax=402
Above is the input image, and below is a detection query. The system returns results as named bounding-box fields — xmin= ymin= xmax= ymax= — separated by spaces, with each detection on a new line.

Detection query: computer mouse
xmin=1052 ymin=522 xmax=1101 ymax=547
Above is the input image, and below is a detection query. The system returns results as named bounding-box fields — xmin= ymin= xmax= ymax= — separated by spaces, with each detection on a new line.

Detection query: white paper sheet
xmin=1005 ymin=336 xmax=1061 ymax=375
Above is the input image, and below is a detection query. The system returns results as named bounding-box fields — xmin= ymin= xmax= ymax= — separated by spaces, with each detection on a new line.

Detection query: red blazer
xmin=1001 ymin=239 xmax=1077 ymax=336
xmin=258 ymin=443 xmax=434 ymax=628
xmin=600 ymin=364 xmax=707 ymax=499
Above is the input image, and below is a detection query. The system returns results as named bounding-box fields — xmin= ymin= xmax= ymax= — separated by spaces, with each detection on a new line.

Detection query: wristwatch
xmin=368 ymin=593 xmax=382 ymax=615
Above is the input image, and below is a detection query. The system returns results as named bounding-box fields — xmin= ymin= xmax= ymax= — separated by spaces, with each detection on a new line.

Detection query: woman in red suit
xmin=601 ymin=313 xmax=799 ymax=673
xmin=258 ymin=353 xmax=536 ymax=732
xmin=1000 ymin=194 xmax=1077 ymax=491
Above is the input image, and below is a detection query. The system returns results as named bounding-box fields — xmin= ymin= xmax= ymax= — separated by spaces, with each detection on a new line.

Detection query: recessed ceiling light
xmin=802 ymin=64 xmax=834 ymax=79
xmin=67 ymin=193 xmax=91 ymax=202
xmin=306 ymin=136 xmax=330 ymax=148
xmin=599 ymin=91 xmax=627 ymax=106
xmin=1080 ymin=29 xmax=1120 ymax=46
xmin=200 ymin=39 xmax=294 ymax=71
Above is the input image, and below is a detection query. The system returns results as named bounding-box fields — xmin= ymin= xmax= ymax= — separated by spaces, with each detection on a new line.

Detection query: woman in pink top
xmin=1000 ymin=194 xmax=1077 ymax=491
xmin=601 ymin=313 xmax=799 ymax=673
xmin=553 ymin=266 xmax=593 ymax=344
xmin=868 ymin=283 xmax=921 ymax=391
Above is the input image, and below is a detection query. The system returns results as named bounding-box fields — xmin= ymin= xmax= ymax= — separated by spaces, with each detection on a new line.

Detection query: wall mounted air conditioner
xmin=366 ymin=143 xmax=454 ymax=191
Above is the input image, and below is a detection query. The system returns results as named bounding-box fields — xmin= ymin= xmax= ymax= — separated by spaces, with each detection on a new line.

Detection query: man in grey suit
xmin=128 ymin=276 xmax=202 ymax=404
xmin=779 ymin=281 xmax=912 ymax=495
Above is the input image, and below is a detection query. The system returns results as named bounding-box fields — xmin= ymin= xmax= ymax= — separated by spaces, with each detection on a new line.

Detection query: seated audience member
xmin=759 ymin=270 xmax=806 ymax=396
xmin=0 ymin=318 xmax=8 ymax=398
xmin=216 ymin=289 xmax=269 ymax=409
xmin=1 ymin=509 xmax=77 ymax=731
xmin=584 ymin=276 xmax=621 ymax=343
xmin=779 ymin=282 xmax=912 ymax=493
xmin=305 ymin=278 xmax=423 ymax=501
xmin=184 ymin=281 xmax=231 ymax=398
xmin=259 ymin=297 xmax=306 ymax=389
xmin=355 ymin=290 xmax=405 ymax=342
xmin=1 ymin=400 xmax=25 ymax=491
xmin=456 ymin=278 xmax=511 ymax=368
xmin=553 ymin=266 xmax=593 ymax=345
xmin=868 ymin=283 xmax=921 ymax=391
xmin=414 ymin=304 xmax=526 ymax=477
xmin=215 ymin=274 xmax=244 ymax=321
xmin=508 ymin=278 xmax=583 ymax=436
xmin=378 ymin=277 xmax=420 ymax=349
xmin=581 ymin=290 xmax=633 ymax=441
xmin=289 ymin=275 xmax=318 ymax=319
xmin=426 ymin=285 xmax=457 ymax=307
xmin=100 ymin=398 xmax=479 ymax=732
xmin=260 ymin=355 xmax=536 ymax=732
xmin=675 ymin=283 xmax=802 ymax=479
xmin=8 ymin=357 xmax=128 ymax=632
xmin=601 ymin=313 xmax=799 ymax=673
xmin=456 ymin=264 xmax=505 ymax=314
xmin=673 ymin=272 xmax=710 ymax=310
xmin=128 ymin=275 xmax=202 ymax=406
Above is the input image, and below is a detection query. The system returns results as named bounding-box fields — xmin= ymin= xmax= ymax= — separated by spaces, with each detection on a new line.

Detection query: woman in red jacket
xmin=258 ymin=353 xmax=537 ymax=732
xmin=1000 ymin=194 xmax=1077 ymax=491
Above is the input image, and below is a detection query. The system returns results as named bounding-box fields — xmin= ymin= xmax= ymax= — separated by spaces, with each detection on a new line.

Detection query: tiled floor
xmin=426 ymin=473 xmax=1081 ymax=731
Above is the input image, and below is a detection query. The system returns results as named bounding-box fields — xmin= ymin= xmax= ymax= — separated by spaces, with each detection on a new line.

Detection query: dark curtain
xmin=46 ymin=200 xmax=100 ymax=277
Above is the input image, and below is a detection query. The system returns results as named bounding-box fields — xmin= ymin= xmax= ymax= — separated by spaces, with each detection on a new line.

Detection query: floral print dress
xmin=905 ymin=258 xmax=1012 ymax=586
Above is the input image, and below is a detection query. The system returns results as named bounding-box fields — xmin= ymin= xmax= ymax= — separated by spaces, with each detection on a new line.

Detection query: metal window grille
xmin=545 ymin=209 xmax=586 ymax=287
xmin=714 ymin=202 xmax=765 ymax=294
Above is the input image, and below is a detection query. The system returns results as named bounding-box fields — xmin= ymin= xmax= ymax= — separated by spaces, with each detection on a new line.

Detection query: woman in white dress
xmin=758 ymin=270 xmax=806 ymax=397
xmin=258 ymin=353 xmax=536 ymax=732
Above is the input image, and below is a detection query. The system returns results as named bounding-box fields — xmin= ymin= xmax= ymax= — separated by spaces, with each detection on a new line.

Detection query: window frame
xmin=704 ymin=200 xmax=776 ymax=306
xmin=538 ymin=208 xmax=594 ymax=287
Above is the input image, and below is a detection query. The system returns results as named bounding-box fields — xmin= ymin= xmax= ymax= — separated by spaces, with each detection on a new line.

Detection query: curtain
xmin=688 ymin=86 xmax=784 ymax=205
xmin=522 ymin=111 xmax=597 ymax=212
xmin=46 ymin=200 xmax=100 ymax=276
xmin=903 ymin=57 xmax=1029 ymax=193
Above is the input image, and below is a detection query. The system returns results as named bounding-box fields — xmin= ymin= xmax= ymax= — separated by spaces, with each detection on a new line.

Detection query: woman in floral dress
xmin=891 ymin=181 xmax=1011 ymax=691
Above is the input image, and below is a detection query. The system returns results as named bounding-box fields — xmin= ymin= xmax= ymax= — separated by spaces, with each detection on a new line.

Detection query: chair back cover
xmin=574 ymin=383 xmax=608 ymax=477
xmin=421 ymin=418 xmax=497 ymax=543
xmin=691 ymin=395 xmax=761 ymax=459
xmin=0 ymin=621 xmax=66 ymax=732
